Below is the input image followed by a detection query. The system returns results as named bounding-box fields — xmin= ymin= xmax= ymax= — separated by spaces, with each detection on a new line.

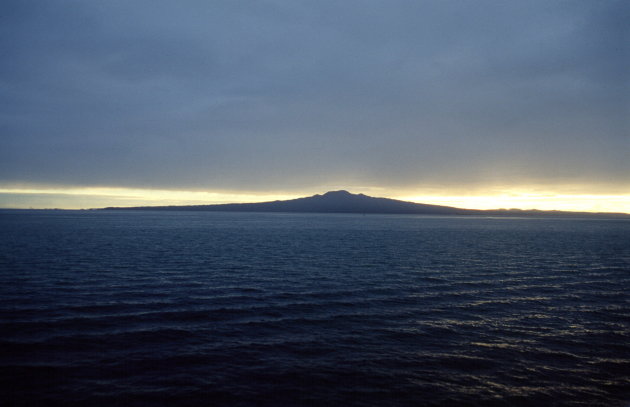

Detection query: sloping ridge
xmin=218 ymin=190 xmax=468 ymax=214
xmin=101 ymin=190 xmax=629 ymax=217
xmin=104 ymin=190 xmax=467 ymax=214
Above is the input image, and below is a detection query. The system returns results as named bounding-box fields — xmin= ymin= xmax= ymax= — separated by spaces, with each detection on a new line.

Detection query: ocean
xmin=0 ymin=210 xmax=628 ymax=406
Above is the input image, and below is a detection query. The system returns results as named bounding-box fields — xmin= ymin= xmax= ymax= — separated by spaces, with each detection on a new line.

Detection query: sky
xmin=1 ymin=0 xmax=628 ymax=211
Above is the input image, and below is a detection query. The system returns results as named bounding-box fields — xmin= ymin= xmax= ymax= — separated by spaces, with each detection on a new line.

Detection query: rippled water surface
xmin=1 ymin=210 xmax=629 ymax=406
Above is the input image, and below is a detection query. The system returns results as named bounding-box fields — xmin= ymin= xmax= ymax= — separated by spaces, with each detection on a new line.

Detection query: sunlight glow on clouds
xmin=399 ymin=192 xmax=630 ymax=213
xmin=1 ymin=185 xmax=628 ymax=213
xmin=1 ymin=1 xmax=626 ymax=207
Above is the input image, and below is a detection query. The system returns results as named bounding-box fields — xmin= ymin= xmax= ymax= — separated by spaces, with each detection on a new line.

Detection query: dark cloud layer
xmin=1 ymin=0 xmax=627 ymax=192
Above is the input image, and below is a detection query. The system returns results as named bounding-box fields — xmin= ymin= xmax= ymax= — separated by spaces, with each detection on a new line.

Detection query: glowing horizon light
xmin=0 ymin=186 xmax=297 ymax=202
xmin=398 ymin=193 xmax=630 ymax=213
xmin=0 ymin=185 xmax=629 ymax=214
xmin=0 ymin=187 xmax=301 ymax=210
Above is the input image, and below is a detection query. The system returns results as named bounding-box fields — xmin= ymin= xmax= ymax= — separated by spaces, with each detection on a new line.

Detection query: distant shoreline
xmin=6 ymin=190 xmax=628 ymax=218
xmin=2 ymin=208 xmax=630 ymax=221
xmin=99 ymin=190 xmax=630 ymax=219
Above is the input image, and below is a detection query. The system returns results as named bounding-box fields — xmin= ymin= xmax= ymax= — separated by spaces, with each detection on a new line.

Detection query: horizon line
xmin=1 ymin=188 xmax=629 ymax=215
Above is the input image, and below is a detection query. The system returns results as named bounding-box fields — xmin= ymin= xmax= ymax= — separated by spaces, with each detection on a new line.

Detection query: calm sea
xmin=0 ymin=210 xmax=629 ymax=406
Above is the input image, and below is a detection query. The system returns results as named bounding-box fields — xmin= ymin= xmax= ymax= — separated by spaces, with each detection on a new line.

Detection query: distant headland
xmin=101 ymin=190 xmax=629 ymax=218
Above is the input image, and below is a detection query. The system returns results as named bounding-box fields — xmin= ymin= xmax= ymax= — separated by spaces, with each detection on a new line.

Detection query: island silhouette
xmin=102 ymin=190 xmax=628 ymax=218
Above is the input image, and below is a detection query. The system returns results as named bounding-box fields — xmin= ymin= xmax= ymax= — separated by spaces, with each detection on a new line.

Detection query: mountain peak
xmin=100 ymin=190 xmax=630 ymax=218
xmin=322 ymin=190 xmax=353 ymax=197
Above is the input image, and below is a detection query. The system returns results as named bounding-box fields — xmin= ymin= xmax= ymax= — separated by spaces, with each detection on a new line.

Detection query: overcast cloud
xmin=1 ymin=0 xmax=628 ymax=193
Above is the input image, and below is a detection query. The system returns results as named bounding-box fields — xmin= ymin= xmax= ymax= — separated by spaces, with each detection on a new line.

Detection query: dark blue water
xmin=1 ymin=210 xmax=629 ymax=406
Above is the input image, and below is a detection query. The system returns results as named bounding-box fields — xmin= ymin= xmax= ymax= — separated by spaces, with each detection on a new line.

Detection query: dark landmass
xmin=101 ymin=190 xmax=629 ymax=218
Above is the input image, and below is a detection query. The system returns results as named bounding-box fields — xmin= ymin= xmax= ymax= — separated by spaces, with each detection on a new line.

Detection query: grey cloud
xmin=1 ymin=0 xmax=627 ymax=191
